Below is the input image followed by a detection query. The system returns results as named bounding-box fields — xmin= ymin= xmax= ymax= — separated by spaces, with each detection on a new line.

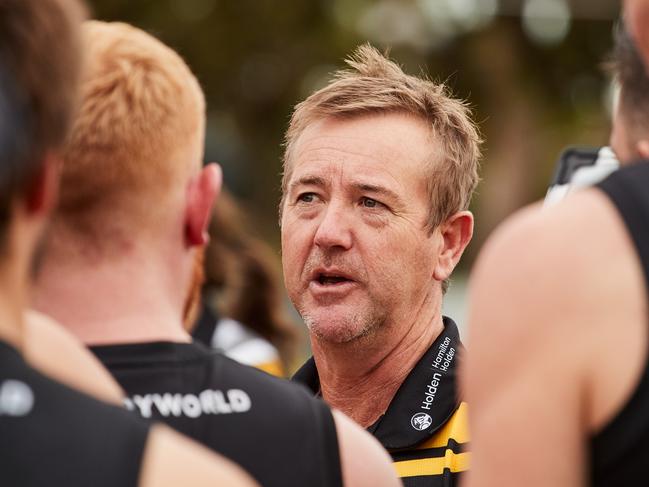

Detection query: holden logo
xmin=411 ymin=412 xmax=432 ymax=431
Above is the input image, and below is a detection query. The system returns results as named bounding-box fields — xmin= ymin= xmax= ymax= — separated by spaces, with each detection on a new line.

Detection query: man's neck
xmin=312 ymin=299 xmax=444 ymax=428
xmin=0 ymin=262 xmax=29 ymax=352
xmin=33 ymin=252 xmax=191 ymax=346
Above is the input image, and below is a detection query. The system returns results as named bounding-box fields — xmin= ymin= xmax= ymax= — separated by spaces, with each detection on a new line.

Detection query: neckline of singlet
xmin=90 ymin=340 xmax=216 ymax=366
xmin=0 ymin=339 xmax=21 ymax=359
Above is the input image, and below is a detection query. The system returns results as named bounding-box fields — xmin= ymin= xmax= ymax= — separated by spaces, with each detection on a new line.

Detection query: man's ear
xmin=185 ymin=163 xmax=222 ymax=247
xmin=433 ymin=210 xmax=474 ymax=282
xmin=24 ymin=152 xmax=61 ymax=217
xmin=636 ymin=139 xmax=649 ymax=160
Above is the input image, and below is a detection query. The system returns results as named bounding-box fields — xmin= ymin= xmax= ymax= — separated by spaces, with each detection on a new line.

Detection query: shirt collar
xmin=292 ymin=317 xmax=464 ymax=450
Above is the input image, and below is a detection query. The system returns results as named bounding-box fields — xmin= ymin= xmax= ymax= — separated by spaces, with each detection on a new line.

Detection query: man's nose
xmin=313 ymin=202 xmax=353 ymax=250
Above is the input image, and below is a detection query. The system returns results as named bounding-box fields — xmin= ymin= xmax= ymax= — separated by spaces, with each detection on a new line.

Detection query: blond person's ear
xmin=185 ymin=163 xmax=221 ymax=247
xmin=433 ymin=211 xmax=474 ymax=282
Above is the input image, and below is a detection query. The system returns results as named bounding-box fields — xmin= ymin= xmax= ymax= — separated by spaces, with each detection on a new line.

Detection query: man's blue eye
xmin=362 ymin=197 xmax=378 ymax=208
xmin=298 ymin=193 xmax=315 ymax=203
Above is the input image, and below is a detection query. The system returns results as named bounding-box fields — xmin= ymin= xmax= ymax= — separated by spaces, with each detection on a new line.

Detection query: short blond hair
xmin=58 ymin=21 xmax=205 ymax=237
xmin=282 ymin=44 xmax=481 ymax=231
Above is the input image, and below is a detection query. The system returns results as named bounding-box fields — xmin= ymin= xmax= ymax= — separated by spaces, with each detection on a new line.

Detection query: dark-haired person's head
xmin=0 ymin=0 xmax=84 ymax=271
xmin=624 ymin=0 xmax=649 ymax=75
xmin=610 ymin=24 xmax=649 ymax=163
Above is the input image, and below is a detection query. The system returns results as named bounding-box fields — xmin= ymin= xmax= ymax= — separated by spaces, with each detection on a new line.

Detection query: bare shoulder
xmin=332 ymin=410 xmax=401 ymax=487
xmin=139 ymin=425 xmax=258 ymax=487
xmin=469 ymin=189 xmax=642 ymax=356
xmin=23 ymin=310 xmax=124 ymax=405
xmin=464 ymin=188 xmax=647 ymax=486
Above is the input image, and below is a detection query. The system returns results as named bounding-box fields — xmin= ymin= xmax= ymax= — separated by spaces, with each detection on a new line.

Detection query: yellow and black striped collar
xmin=292 ymin=317 xmax=464 ymax=450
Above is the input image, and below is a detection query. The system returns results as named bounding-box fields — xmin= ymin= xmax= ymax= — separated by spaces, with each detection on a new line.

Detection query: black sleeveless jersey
xmin=0 ymin=340 xmax=149 ymax=487
xmin=592 ymin=162 xmax=649 ymax=485
xmin=91 ymin=340 xmax=342 ymax=487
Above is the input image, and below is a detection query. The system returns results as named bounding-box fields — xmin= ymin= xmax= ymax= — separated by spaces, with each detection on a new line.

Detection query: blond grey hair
xmin=281 ymin=44 xmax=482 ymax=232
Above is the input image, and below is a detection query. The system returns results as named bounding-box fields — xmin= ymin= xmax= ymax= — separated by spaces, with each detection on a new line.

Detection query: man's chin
xmin=302 ymin=310 xmax=375 ymax=345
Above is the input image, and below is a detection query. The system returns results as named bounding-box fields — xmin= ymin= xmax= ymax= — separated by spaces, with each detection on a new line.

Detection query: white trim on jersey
xmin=210 ymin=318 xmax=280 ymax=367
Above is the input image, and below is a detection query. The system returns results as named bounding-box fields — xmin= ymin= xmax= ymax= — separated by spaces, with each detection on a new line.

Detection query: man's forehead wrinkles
xmin=289 ymin=174 xmax=328 ymax=191
xmin=291 ymin=145 xmax=418 ymax=189
xmin=289 ymin=164 xmax=406 ymax=203
xmin=343 ymin=164 xmax=403 ymax=195
xmin=290 ymin=154 xmax=409 ymax=196
xmin=295 ymin=133 xmax=408 ymax=162
xmin=296 ymin=145 xmax=382 ymax=166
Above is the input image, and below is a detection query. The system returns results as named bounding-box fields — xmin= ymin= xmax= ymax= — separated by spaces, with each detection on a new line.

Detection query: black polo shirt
xmin=293 ymin=317 xmax=469 ymax=487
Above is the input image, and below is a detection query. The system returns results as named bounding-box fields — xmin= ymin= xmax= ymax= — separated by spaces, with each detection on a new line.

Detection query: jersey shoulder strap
xmin=597 ymin=162 xmax=649 ymax=288
xmin=192 ymin=303 xmax=218 ymax=346
xmin=592 ymin=162 xmax=649 ymax=485
xmin=310 ymin=397 xmax=343 ymax=487
xmin=0 ymin=341 xmax=149 ymax=487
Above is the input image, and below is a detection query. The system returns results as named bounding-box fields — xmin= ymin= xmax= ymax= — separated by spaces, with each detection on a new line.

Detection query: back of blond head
xmin=59 ymin=21 xmax=205 ymax=238
xmin=283 ymin=44 xmax=481 ymax=230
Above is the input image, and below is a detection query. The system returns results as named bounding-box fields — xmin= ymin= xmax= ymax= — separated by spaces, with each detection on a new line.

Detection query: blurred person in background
xmin=190 ymin=188 xmax=299 ymax=377
xmin=32 ymin=19 xmax=400 ymax=487
xmin=464 ymin=19 xmax=649 ymax=487
xmin=0 ymin=2 xmax=255 ymax=486
xmin=284 ymin=44 xmax=481 ymax=486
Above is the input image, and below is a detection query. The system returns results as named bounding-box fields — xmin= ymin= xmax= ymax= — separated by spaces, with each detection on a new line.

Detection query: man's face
xmin=281 ymin=113 xmax=441 ymax=344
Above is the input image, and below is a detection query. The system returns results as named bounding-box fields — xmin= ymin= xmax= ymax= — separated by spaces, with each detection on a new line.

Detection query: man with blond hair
xmin=33 ymin=20 xmax=399 ymax=487
xmin=0 ymin=2 xmax=255 ymax=486
xmin=285 ymin=45 xmax=481 ymax=486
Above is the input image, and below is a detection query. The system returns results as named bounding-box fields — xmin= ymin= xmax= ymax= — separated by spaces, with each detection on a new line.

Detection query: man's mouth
xmin=308 ymin=269 xmax=358 ymax=300
xmin=316 ymin=273 xmax=353 ymax=285
xmin=309 ymin=266 xmax=358 ymax=289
